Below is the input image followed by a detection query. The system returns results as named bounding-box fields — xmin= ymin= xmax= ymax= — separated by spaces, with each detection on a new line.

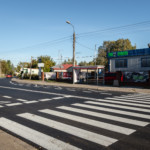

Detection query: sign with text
xmin=38 ymin=63 xmax=44 ymax=67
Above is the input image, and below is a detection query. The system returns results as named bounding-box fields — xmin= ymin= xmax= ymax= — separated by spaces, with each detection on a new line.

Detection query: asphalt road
xmin=0 ymin=78 xmax=150 ymax=150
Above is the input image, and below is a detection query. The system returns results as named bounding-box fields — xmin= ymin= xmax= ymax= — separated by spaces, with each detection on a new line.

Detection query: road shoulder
xmin=0 ymin=130 xmax=36 ymax=150
xmin=12 ymin=78 xmax=150 ymax=94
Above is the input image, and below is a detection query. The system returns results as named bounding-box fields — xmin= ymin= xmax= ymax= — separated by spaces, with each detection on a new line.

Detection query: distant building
xmin=51 ymin=64 xmax=78 ymax=80
xmin=21 ymin=68 xmax=40 ymax=75
xmin=107 ymin=48 xmax=150 ymax=82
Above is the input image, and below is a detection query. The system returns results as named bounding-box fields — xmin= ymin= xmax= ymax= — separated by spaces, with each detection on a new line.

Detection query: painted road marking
xmin=0 ymin=105 xmax=3 ymax=108
xmin=39 ymin=98 xmax=52 ymax=102
xmin=57 ymin=106 xmax=149 ymax=127
xmin=85 ymin=101 xmax=150 ymax=113
xmin=83 ymin=91 xmax=92 ymax=93
xmin=55 ymin=88 xmax=62 ymax=90
xmin=18 ymin=113 xmax=117 ymax=147
xmin=24 ymin=101 xmax=38 ymax=104
xmin=0 ymin=101 xmax=11 ymax=104
xmin=106 ymin=97 xmax=150 ymax=104
xmin=3 ymin=96 xmax=12 ymax=99
xmin=72 ymin=103 xmax=150 ymax=119
xmin=17 ymin=99 xmax=28 ymax=102
xmin=0 ymin=117 xmax=80 ymax=150
xmin=67 ymin=88 xmax=76 ymax=92
xmin=39 ymin=109 xmax=135 ymax=135
xmin=97 ymin=98 xmax=150 ymax=109
xmin=101 ymin=93 xmax=112 ymax=95
xmin=52 ymin=97 xmax=64 ymax=100
xmin=0 ymin=86 xmax=113 ymax=102
xmin=6 ymin=103 xmax=22 ymax=106
xmin=10 ymin=81 xmax=17 ymax=85
xmin=114 ymin=94 xmax=150 ymax=99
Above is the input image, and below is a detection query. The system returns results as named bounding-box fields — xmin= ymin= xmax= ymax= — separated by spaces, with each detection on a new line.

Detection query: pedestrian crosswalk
xmin=0 ymin=117 xmax=80 ymax=150
xmin=0 ymin=93 xmax=150 ymax=150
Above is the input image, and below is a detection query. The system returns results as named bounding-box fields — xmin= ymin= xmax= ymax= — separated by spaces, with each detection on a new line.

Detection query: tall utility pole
xmin=30 ymin=56 xmax=33 ymax=80
xmin=0 ymin=60 xmax=1 ymax=77
xmin=66 ymin=21 xmax=76 ymax=84
xmin=73 ymin=31 xmax=76 ymax=67
xmin=95 ymin=44 xmax=97 ymax=65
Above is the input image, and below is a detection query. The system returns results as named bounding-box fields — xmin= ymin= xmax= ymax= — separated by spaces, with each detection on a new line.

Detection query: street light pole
xmin=66 ymin=21 xmax=76 ymax=84
xmin=0 ymin=60 xmax=1 ymax=78
xmin=30 ymin=56 xmax=33 ymax=80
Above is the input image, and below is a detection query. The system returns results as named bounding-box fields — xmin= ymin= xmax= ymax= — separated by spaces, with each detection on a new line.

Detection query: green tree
xmin=1 ymin=60 xmax=14 ymax=74
xmin=78 ymin=60 xmax=95 ymax=66
xmin=63 ymin=58 xmax=77 ymax=65
xmin=38 ymin=56 xmax=55 ymax=72
xmin=16 ymin=62 xmax=30 ymax=72
xmin=31 ymin=59 xmax=38 ymax=68
xmin=96 ymin=39 xmax=136 ymax=70
xmin=78 ymin=61 xmax=88 ymax=66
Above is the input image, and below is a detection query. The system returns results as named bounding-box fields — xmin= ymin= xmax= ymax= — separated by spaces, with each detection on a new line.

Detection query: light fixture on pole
xmin=66 ymin=20 xmax=76 ymax=84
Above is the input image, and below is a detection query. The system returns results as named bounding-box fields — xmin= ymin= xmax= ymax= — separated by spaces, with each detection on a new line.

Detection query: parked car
xmin=6 ymin=74 xmax=12 ymax=78
xmin=105 ymin=72 xmax=123 ymax=84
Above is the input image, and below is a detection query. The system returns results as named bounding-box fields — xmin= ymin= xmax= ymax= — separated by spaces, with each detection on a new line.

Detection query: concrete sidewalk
xmin=0 ymin=130 xmax=37 ymax=150
xmin=12 ymin=78 xmax=150 ymax=94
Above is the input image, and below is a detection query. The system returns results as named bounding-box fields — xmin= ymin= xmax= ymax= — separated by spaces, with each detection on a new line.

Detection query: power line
xmin=76 ymin=41 xmax=95 ymax=51
xmin=76 ymin=20 xmax=150 ymax=38
xmin=1 ymin=36 xmax=72 ymax=54
xmin=1 ymin=20 xmax=150 ymax=54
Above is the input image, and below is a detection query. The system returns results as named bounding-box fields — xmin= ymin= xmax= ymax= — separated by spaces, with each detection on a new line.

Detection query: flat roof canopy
xmin=73 ymin=65 xmax=105 ymax=70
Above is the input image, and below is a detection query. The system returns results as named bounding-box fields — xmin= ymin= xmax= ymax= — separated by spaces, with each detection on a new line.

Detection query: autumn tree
xmin=96 ymin=39 xmax=136 ymax=70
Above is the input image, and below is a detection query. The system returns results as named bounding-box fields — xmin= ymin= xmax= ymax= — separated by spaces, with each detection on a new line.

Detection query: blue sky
xmin=0 ymin=0 xmax=150 ymax=66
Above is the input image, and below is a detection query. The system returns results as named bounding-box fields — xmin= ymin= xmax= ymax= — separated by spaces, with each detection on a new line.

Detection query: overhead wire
xmin=1 ymin=20 xmax=150 ymax=55
xmin=76 ymin=20 xmax=150 ymax=38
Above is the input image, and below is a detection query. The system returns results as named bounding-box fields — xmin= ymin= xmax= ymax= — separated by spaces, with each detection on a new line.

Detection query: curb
xmin=12 ymin=78 xmax=150 ymax=94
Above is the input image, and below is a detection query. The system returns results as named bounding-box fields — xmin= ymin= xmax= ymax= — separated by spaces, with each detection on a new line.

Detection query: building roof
xmin=73 ymin=65 xmax=105 ymax=70
xmin=52 ymin=64 xmax=78 ymax=70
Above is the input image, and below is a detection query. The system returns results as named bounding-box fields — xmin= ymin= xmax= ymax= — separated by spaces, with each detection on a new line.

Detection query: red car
xmin=105 ymin=72 xmax=123 ymax=83
xmin=6 ymin=74 xmax=12 ymax=78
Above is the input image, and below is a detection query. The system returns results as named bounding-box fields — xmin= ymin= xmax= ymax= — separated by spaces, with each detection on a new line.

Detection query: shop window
xmin=141 ymin=57 xmax=150 ymax=67
xmin=115 ymin=59 xmax=127 ymax=68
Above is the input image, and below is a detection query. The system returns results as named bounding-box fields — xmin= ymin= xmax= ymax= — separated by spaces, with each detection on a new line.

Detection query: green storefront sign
xmin=108 ymin=51 xmax=128 ymax=57
xmin=117 ymin=51 xmax=128 ymax=56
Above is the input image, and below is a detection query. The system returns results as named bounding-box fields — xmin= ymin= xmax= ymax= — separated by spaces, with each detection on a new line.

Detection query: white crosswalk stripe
xmin=112 ymin=96 xmax=150 ymax=101
xmin=72 ymin=103 xmax=150 ymax=119
xmin=0 ymin=117 xmax=80 ymax=150
xmin=85 ymin=101 xmax=150 ymax=113
xmin=96 ymin=98 xmax=150 ymax=109
xmin=17 ymin=99 xmax=28 ymax=102
xmin=106 ymin=97 xmax=150 ymax=104
xmin=114 ymin=94 xmax=150 ymax=99
xmin=17 ymin=113 xmax=117 ymax=147
xmin=39 ymin=98 xmax=52 ymax=102
xmin=57 ymin=106 xmax=149 ymax=126
xmin=6 ymin=103 xmax=22 ymax=106
xmin=3 ymin=96 xmax=12 ymax=99
xmin=39 ymin=109 xmax=135 ymax=135
xmin=0 ymin=93 xmax=150 ymax=149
